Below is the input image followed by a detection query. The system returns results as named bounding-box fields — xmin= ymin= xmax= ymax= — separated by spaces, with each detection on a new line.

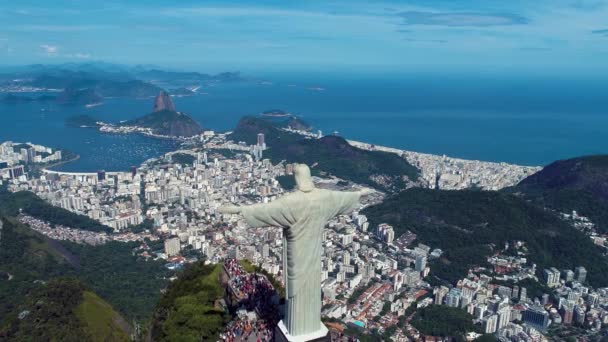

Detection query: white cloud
xmin=40 ymin=44 xmax=58 ymax=55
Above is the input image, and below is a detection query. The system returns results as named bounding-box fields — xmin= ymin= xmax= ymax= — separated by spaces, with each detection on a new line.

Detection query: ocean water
xmin=0 ymin=72 xmax=607 ymax=171
xmin=0 ymin=98 xmax=179 ymax=172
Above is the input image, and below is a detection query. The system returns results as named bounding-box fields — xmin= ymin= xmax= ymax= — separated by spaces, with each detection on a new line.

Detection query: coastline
xmin=97 ymin=122 xmax=193 ymax=142
xmin=347 ymin=139 xmax=541 ymax=190
xmin=55 ymin=122 xmax=541 ymax=191
xmin=347 ymin=139 xmax=541 ymax=168
xmin=41 ymin=154 xmax=81 ymax=173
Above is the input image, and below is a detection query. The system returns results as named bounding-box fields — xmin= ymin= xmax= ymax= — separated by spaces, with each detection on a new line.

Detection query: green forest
xmin=229 ymin=116 xmax=420 ymax=192
xmin=512 ymin=155 xmax=608 ymax=233
xmin=0 ymin=277 xmax=130 ymax=341
xmin=410 ymin=305 xmax=477 ymax=340
xmin=363 ymin=188 xmax=608 ymax=287
xmin=0 ymin=216 xmax=73 ymax=321
xmin=0 ymin=216 xmax=169 ymax=330
xmin=150 ymin=262 xmax=229 ymax=341
xmin=62 ymin=241 xmax=170 ymax=320
xmin=1 ymin=278 xmax=91 ymax=341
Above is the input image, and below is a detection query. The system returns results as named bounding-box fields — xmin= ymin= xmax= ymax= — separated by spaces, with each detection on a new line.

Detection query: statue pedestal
xmin=274 ymin=320 xmax=330 ymax=342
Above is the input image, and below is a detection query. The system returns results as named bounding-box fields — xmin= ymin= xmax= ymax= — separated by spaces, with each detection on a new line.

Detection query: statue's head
xmin=294 ymin=163 xmax=315 ymax=193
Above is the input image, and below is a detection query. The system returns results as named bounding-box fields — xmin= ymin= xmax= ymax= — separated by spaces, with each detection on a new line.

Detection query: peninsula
xmin=97 ymin=91 xmax=203 ymax=139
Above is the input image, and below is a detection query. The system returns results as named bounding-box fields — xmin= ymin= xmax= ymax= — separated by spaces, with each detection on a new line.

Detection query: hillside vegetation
xmin=0 ymin=216 xmax=73 ymax=321
xmin=125 ymin=109 xmax=203 ymax=137
xmin=512 ymin=155 xmax=608 ymax=233
xmin=362 ymin=188 xmax=608 ymax=286
xmin=411 ymin=305 xmax=477 ymax=340
xmin=150 ymin=262 xmax=228 ymax=341
xmin=75 ymin=291 xmax=131 ymax=342
xmin=0 ymin=278 xmax=129 ymax=341
xmin=0 ymin=214 xmax=169 ymax=326
xmin=230 ymin=116 xmax=420 ymax=192
xmin=63 ymin=240 xmax=169 ymax=320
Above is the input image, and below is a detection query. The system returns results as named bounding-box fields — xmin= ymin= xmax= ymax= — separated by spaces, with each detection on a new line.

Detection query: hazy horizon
xmin=1 ymin=0 xmax=608 ymax=76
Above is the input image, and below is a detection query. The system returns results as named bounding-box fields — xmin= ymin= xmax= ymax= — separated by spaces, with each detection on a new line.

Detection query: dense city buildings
xmin=0 ymin=141 xmax=64 ymax=181
xmin=348 ymin=140 xmax=541 ymax=191
xmin=3 ymin=129 xmax=608 ymax=342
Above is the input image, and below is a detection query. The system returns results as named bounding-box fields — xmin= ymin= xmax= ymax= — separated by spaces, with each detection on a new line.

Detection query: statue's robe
xmin=241 ymin=188 xmax=360 ymax=336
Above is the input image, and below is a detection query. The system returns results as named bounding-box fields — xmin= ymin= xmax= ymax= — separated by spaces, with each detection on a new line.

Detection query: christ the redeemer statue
xmin=219 ymin=164 xmax=371 ymax=341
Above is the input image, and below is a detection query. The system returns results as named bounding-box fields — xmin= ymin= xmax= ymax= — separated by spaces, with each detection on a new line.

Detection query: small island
xmin=121 ymin=109 xmax=203 ymax=138
xmin=66 ymin=91 xmax=203 ymax=139
xmin=98 ymin=91 xmax=203 ymax=139
xmin=65 ymin=115 xmax=100 ymax=128
xmin=260 ymin=109 xmax=291 ymax=117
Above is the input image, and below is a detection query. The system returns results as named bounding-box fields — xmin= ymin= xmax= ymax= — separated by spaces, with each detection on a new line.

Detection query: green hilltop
xmin=229 ymin=116 xmax=420 ymax=192
xmin=511 ymin=154 xmax=608 ymax=233
xmin=150 ymin=262 xmax=228 ymax=341
xmin=362 ymin=188 xmax=608 ymax=287
xmin=125 ymin=109 xmax=203 ymax=137
xmin=1 ymin=278 xmax=130 ymax=341
xmin=75 ymin=291 xmax=131 ymax=342
xmin=0 ymin=212 xmax=169 ymax=338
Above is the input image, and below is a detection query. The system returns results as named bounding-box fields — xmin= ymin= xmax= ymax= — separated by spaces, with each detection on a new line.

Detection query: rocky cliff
xmin=153 ymin=91 xmax=175 ymax=112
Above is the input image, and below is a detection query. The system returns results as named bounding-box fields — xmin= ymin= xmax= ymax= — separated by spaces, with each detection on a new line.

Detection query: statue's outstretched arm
xmin=218 ymin=205 xmax=242 ymax=214
xmin=218 ymin=196 xmax=293 ymax=228
xmin=330 ymin=188 xmax=373 ymax=217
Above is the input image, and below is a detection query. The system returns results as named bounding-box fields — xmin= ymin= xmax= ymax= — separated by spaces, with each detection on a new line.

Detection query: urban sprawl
xmin=1 ymin=128 xmax=606 ymax=342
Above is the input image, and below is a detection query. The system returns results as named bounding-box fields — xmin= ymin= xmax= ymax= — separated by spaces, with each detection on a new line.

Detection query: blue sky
xmin=1 ymin=0 xmax=608 ymax=74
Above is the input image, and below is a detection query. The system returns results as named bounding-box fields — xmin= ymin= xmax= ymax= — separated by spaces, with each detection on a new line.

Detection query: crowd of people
xmin=220 ymin=318 xmax=274 ymax=342
xmin=221 ymin=259 xmax=281 ymax=342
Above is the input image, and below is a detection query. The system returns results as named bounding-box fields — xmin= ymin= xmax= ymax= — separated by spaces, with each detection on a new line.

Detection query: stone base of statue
xmin=274 ymin=320 xmax=330 ymax=342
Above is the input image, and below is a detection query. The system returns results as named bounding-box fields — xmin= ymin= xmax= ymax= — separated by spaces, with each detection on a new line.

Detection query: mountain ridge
xmin=511 ymin=154 xmax=608 ymax=233
xmin=229 ymin=116 xmax=420 ymax=192
xmin=363 ymin=188 xmax=608 ymax=286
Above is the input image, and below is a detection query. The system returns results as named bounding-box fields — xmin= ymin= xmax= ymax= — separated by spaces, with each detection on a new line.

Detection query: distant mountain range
xmin=0 ymin=62 xmax=243 ymax=105
xmin=1 ymin=93 xmax=56 ymax=104
xmin=0 ymin=62 xmax=241 ymax=85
